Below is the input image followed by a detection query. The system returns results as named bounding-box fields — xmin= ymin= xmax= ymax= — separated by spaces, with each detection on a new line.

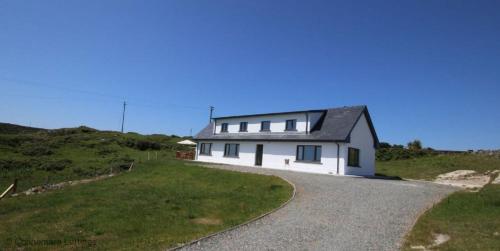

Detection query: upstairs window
xmin=296 ymin=145 xmax=322 ymax=162
xmin=285 ymin=119 xmax=296 ymax=131
xmin=221 ymin=123 xmax=228 ymax=133
xmin=224 ymin=143 xmax=239 ymax=157
xmin=348 ymin=147 xmax=360 ymax=167
xmin=260 ymin=121 xmax=271 ymax=131
xmin=239 ymin=122 xmax=248 ymax=132
xmin=199 ymin=143 xmax=212 ymax=155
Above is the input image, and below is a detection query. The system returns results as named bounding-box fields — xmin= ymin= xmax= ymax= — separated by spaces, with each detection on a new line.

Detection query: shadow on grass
xmin=370 ymin=173 xmax=403 ymax=180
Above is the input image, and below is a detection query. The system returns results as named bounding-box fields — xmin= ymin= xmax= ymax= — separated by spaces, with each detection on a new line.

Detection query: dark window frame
xmin=224 ymin=143 xmax=240 ymax=157
xmin=296 ymin=145 xmax=322 ymax=163
xmin=348 ymin=147 xmax=360 ymax=167
xmin=199 ymin=143 xmax=212 ymax=156
xmin=285 ymin=119 xmax=297 ymax=131
xmin=239 ymin=122 xmax=248 ymax=132
xmin=260 ymin=121 xmax=271 ymax=132
xmin=221 ymin=123 xmax=228 ymax=133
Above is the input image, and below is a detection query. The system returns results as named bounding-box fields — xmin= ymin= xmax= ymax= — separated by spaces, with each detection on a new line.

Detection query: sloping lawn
xmin=403 ymin=183 xmax=500 ymax=251
xmin=376 ymin=154 xmax=500 ymax=180
xmin=0 ymin=160 xmax=293 ymax=250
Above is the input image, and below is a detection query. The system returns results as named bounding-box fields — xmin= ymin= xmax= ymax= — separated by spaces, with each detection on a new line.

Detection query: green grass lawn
xmin=403 ymin=183 xmax=500 ymax=251
xmin=376 ymin=154 xmax=500 ymax=180
xmin=0 ymin=159 xmax=293 ymax=250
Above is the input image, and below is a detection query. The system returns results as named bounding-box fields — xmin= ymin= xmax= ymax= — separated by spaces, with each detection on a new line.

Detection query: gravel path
xmin=179 ymin=164 xmax=457 ymax=251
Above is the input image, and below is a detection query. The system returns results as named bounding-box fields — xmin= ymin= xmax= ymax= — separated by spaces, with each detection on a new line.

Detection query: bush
xmin=376 ymin=148 xmax=436 ymax=161
xmin=109 ymin=156 xmax=135 ymax=171
xmin=72 ymin=166 xmax=94 ymax=176
xmin=135 ymin=140 xmax=161 ymax=151
xmin=0 ymin=159 xmax=38 ymax=171
xmin=96 ymin=147 xmax=116 ymax=156
xmin=407 ymin=139 xmax=422 ymax=151
xmin=20 ymin=143 xmax=53 ymax=156
xmin=119 ymin=138 xmax=161 ymax=151
xmin=39 ymin=159 xmax=72 ymax=172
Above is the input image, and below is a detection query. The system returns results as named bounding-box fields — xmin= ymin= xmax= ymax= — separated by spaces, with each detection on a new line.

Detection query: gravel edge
xmin=166 ymin=170 xmax=297 ymax=251
xmin=396 ymin=183 xmax=460 ymax=249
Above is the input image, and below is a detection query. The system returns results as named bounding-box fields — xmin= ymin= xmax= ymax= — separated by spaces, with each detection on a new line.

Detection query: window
xmin=224 ymin=144 xmax=239 ymax=157
xmin=285 ymin=119 xmax=296 ymax=131
xmin=239 ymin=122 xmax=248 ymax=132
xmin=348 ymin=147 xmax=360 ymax=167
xmin=199 ymin=143 xmax=212 ymax=155
xmin=221 ymin=123 xmax=228 ymax=132
xmin=296 ymin=145 xmax=322 ymax=162
xmin=260 ymin=121 xmax=271 ymax=131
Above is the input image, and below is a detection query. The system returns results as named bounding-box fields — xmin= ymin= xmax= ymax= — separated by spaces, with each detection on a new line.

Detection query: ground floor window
xmin=348 ymin=147 xmax=360 ymax=167
xmin=224 ymin=143 xmax=239 ymax=157
xmin=199 ymin=143 xmax=212 ymax=155
xmin=296 ymin=145 xmax=322 ymax=162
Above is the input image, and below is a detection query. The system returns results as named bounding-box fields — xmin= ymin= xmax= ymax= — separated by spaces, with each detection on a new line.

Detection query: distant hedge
xmin=376 ymin=148 xmax=436 ymax=161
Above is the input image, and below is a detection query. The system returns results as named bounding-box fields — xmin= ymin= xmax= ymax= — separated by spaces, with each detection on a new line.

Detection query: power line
xmin=0 ymin=76 xmax=124 ymax=100
xmin=0 ymin=75 xmax=208 ymax=111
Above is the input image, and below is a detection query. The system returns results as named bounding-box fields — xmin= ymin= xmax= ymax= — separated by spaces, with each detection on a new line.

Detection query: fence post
xmin=12 ymin=179 xmax=17 ymax=194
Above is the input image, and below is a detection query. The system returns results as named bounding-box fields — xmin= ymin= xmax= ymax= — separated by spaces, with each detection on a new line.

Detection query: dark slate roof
xmin=194 ymin=105 xmax=379 ymax=146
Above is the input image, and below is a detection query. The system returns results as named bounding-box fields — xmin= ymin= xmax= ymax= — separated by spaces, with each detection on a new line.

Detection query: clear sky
xmin=1 ymin=0 xmax=499 ymax=150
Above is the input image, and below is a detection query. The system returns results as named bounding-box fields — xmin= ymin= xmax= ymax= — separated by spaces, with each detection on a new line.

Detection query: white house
xmin=193 ymin=105 xmax=379 ymax=176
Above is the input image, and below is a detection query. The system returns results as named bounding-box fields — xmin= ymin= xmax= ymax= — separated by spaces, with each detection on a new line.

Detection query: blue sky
xmin=1 ymin=0 xmax=499 ymax=150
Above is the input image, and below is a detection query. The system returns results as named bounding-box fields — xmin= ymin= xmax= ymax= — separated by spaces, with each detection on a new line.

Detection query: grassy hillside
xmin=0 ymin=123 xmax=191 ymax=192
xmin=377 ymin=151 xmax=500 ymax=250
xmin=0 ymin=122 xmax=46 ymax=134
xmin=376 ymin=153 xmax=500 ymax=180
xmin=0 ymin=160 xmax=293 ymax=250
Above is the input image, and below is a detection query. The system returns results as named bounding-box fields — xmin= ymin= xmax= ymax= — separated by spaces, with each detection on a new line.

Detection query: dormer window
xmin=239 ymin=122 xmax=248 ymax=132
xmin=260 ymin=121 xmax=271 ymax=131
xmin=285 ymin=119 xmax=296 ymax=131
xmin=221 ymin=123 xmax=228 ymax=133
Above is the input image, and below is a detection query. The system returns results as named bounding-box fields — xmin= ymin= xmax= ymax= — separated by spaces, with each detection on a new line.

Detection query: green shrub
xmin=20 ymin=143 xmax=54 ymax=156
xmin=109 ymin=156 xmax=135 ymax=171
xmin=376 ymin=148 xmax=436 ymax=161
xmin=135 ymin=140 xmax=161 ymax=151
xmin=0 ymin=159 xmax=37 ymax=171
xmin=39 ymin=159 xmax=72 ymax=172
xmin=96 ymin=147 xmax=116 ymax=156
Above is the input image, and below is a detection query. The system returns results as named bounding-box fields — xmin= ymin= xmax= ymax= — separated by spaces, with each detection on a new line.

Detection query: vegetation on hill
xmin=376 ymin=139 xmax=500 ymax=180
xmin=376 ymin=140 xmax=437 ymax=161
xmin=0 ymin=122 xmax=191 ymax=191
xmin=376 ymin=154 xmax=500 ymax=180
xmin=377 ymin=140 xmax=500 ymax=250
xmin=0 ymin=122 xmax=45 ymax=134
xmin=0 ymin=159 xmax=293 ymax=250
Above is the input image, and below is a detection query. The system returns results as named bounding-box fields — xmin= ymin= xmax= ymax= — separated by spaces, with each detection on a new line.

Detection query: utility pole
xmin=209 ymin=105 xmax=214 ymax=123
xmin=121 ymin=101 xmax=127 ymax=133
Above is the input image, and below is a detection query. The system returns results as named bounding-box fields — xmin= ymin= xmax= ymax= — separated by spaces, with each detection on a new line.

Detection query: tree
xmin=379 ymin=142 xmax=392 ymax=148
xmin=407 ymin=139 xmax=422 ymax=150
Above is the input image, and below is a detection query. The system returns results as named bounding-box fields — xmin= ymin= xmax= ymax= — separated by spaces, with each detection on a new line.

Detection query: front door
xmin=255 ymin=144 xmax=263 ymax=166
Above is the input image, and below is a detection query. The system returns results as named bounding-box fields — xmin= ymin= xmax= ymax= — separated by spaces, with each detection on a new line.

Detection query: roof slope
xmin=194 ymin=105 xmax=378 ymax=146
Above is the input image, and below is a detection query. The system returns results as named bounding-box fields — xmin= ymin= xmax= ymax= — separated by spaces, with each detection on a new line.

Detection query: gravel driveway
xmin=179 ymin=164 xmax=457 ymax=251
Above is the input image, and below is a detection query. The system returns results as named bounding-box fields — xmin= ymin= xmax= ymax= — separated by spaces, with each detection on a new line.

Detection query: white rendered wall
xmin=340 ymin=114 xmax=376 ymax=176
xmin=196 ymin=141 xmax=340 ymax=175
xmin=214 ymin=113 xmax=308 ymax=134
